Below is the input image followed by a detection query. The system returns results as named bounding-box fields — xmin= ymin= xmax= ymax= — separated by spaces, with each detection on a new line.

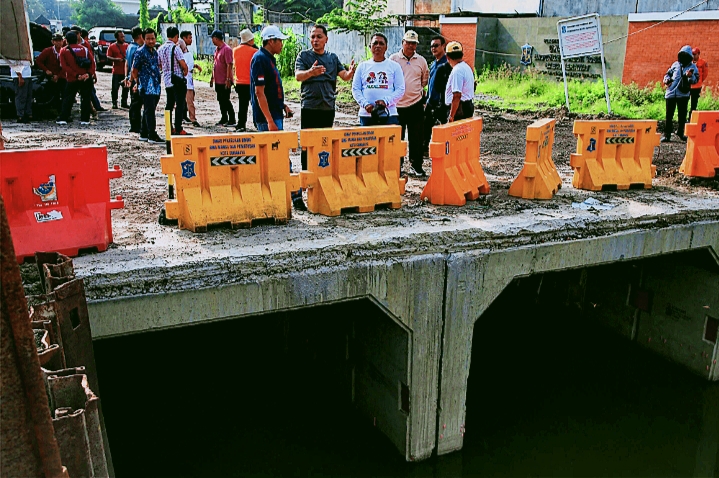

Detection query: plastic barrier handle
xmin=108 ymin=165 xmax=123 ymax=179
xmin=110 ymin=195 xmax=125 ymax=209
xmin=300 ymin=171 xmax=316 ymax=190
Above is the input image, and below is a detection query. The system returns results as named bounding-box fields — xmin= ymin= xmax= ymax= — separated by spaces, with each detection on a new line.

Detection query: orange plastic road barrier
xmin=0 ymin=146 xmax=124 ymax=263
xmin=420 ymin=118 xmax=489 ymax=206
xmin=680 ymin=111 xmax=719 ymax=178
xmin=300 ymin=126 xmax=406 ymax=216
xmin=509 ymin=118 xmax=561 ymax=200
xmin=570 ymin=120 xmax=660 ymax=191
xmin=161 ymin=132 xmax=300 ymax=231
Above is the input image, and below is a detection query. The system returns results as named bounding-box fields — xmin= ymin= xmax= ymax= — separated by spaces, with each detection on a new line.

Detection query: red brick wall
xmin=622 ymin=20 xmax=718 ymax=89
xmin=440 ymin=23 xmax=477 ymax=71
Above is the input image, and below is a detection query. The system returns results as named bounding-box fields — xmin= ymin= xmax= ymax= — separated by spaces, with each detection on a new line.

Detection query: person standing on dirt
xmin=79 ymin=28 xmax=106 ymax=115
xmin=210 ymin=30 xmax=236 ymax=127
xmin=233 ymin=29 xmax=258 ymax=132
xmin=158 ymin=26 xmax=190 ymax=136
xmin=10 ymin=62 xmax=32 ymax=123
xmin=688 ymin=48 xmax=709 ymax=122
xmin=131 ymin=28 xmax=164 ymax=144
xmin=661 ymin=45 xmax=699 ymax=143
xmin=125 ymin=27 xmax=144 ymax=135
xmin=36 ymin=33 xmax=66 ymax=113
xmin=445 ymin=41 xmax=475 ymax=123
xmin=56 ymin=31 xmax=94 ymax=125
xmin=250 ymin=25 xmax=301 ymax=209
xmin=424 ymin=35 xmax=451 ymax=154
xmin=295 ymin=24 xmax=355 ymax=169
xmin=107 ymin=30 xmax=129 ymax=109
xmin=390 ymin=30 xmax=429 ymax=177
xmin=180 ymin=31 xmax=202 ymax=127
xmin=351 ymin=33 xmax=405 ymax=128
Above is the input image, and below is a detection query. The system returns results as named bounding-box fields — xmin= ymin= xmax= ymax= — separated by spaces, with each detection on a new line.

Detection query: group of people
xmin=662 ymin=45 xmax=709 ymax=142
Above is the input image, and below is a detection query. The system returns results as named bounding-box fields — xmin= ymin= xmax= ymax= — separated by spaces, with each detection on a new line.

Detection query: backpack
xmin=69 ymin=46 xmax=92 ymax=69
xmin=678 ymin=67 xmax=691 ymax=94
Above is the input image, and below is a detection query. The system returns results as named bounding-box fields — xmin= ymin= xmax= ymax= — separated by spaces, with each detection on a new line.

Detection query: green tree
xmin=70 ymin=0 xmax=126 ymax=28
xmin=317 ymin=0 xmax=395 ymax=35
xmin=168 ymin=2 xmax=204 ymax=22
xmin=139 ymin=0 xmax=150 ymax=28
xmin=263 ymin=0 xmax=339 ymax=21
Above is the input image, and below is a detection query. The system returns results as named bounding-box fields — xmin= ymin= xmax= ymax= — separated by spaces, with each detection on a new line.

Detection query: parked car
xmin=0 ymin=21 xmax=55 ymax=118
xmin=88 ymin=27 xmax=132 ymax=71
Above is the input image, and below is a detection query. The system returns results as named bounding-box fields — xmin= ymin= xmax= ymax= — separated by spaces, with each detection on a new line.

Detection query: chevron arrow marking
xmin=605 ymin=137 xmax=635 ymax=145
xmin=210 ymin=156 xmax=257 ymax=166
xmin=341 ymin=147 xmax=377 ymax=157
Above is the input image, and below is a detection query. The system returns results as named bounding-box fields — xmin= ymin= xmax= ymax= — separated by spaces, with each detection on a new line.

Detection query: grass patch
xmin=475 ymin=64 xmax=719 ymax=119
xmin=194 ymin=59 xmax=212 ymax=83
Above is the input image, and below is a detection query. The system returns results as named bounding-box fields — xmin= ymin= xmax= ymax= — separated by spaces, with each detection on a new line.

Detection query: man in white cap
xmin=444 ymin=41 xmax=475 ymax=122
xmin=251 ymin=25 xmax=301 ymax=208
xmin=233 ymin=28 xmax=258 ymax=131
xmin=390 ymin=30 xmax=429 ymax=177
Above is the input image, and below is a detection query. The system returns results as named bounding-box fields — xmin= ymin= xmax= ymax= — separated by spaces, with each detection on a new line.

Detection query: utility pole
xmin=214 ymin=0 xmax=219 ymax=31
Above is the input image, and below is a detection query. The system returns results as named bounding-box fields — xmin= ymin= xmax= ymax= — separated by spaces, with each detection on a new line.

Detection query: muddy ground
xmin=2 ymin=71 xmax=718 ymax=253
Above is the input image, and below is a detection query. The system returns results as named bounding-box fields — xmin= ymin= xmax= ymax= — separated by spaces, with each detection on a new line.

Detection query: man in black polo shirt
xmin=250 ymin=25 xmax=293 ymax=132
xmin=251 ymin=24 xmax=302 ymax=209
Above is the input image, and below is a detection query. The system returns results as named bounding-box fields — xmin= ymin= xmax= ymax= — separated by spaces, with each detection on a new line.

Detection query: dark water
xmin=95 ymin=287 xmax=718 ymax=477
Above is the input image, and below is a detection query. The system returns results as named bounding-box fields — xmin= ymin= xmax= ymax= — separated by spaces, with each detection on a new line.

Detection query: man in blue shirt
xmin=424 ymin=35 xmax=451 ymax=153
xmin=250 ymin=25 xmax=293 ymax=131
xmin=131 ymin=28 xmax=164 ymax=144
xmin=125 ymin=27 xmax=144 ymax=135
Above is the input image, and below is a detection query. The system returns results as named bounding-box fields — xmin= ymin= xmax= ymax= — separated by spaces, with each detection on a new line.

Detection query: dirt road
xmin=2 ymin=71 xmax=717 ymax=251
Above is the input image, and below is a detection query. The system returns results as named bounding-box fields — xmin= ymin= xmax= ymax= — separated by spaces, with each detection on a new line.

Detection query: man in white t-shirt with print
xmin=351 ymin=32 xmax=405 ymax=127
xmin=444 ymin=41 xmax=475 ymax=122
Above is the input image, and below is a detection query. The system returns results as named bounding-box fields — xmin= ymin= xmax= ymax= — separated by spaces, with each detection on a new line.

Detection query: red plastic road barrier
xmin=0 ymin=146 xmax=124 ymax=263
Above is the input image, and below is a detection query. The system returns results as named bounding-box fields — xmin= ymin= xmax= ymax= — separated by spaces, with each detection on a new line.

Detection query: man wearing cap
xmin=295 ymin=24 xmax=356 ymax=170
xmin=251 ymin=25 xmax=301 ymax=209
xmin=233 ymin=28 xmax=258 ymax=131
xmin=36 ymin=33 xmax=66 ymax=113
xmin=210 ymin=30 xmax=236 ymax=127
xmin=689 ymin=48 xmax=709 ymax=121
xmin=390 ymin=30 xmax=429 ymax=177
xmin=445 ymin=41 xmax=475 ymax=123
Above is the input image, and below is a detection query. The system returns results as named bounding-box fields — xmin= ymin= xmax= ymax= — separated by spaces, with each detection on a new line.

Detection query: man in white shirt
xmin=351 ymin=32 xmax=405 ymax=128
xmin=11 ymin=63 xmax=33 ymax=123
xmin=390 ymin=30 xmax=429 ymax=177
xmin=444 ymin=41 xmax=475 ymax=122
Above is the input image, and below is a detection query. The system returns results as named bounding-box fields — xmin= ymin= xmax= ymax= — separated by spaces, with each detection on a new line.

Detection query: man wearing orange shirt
xmin=233 ymin=29 xmax=257 ymax=131
xmin=689 ymin=47 xmax=709 ymax=122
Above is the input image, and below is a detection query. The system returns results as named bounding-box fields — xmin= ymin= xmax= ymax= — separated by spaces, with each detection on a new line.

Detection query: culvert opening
xmin=94 ymin=299 xmax=411 ymax=477
xmin=463 ymin=251 xmax=718 ymax=476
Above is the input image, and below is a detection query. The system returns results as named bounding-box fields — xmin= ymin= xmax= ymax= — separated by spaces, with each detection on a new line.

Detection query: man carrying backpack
xmin=56 ymin=31 xmax=95 ymax=125
xmin=662 ymin=45 xmax=699 ymax=143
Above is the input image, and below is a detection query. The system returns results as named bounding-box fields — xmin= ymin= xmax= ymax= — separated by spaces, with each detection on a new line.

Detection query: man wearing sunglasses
xmin=424 ymin=35 xmax=451 ymax=154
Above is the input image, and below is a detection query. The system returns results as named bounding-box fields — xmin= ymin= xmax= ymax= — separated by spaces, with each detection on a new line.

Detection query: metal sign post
xmin=557 ymin=13 xmax=611 ymax=114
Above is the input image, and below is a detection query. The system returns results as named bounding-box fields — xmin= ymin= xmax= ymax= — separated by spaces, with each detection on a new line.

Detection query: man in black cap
xmin=210 ymin=29 xmax=236 ymax=126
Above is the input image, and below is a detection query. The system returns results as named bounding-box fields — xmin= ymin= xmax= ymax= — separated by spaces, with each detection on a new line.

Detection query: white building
xmin=113 ymin=0 xmax=140 ymax=15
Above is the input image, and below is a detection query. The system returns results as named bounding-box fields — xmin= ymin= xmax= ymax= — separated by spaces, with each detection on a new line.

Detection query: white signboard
xmin=556 ymin=14 xmax=611 ymax=114
xmin=558 ymin=15 xmax=602 ymax=59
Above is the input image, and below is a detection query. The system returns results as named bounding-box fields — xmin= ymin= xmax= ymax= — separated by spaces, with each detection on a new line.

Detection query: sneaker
xmin=192 ymin=121 xmax=201 ymax=127
xmin=293 ymin=198 xmax=307 ymax=211
xmin=139 ymin=136 xmax=149 ymax=142
xmin=177 ymin=130 xmax=192 ymax=136
xmin=226 ymin=121 xmax=237 ymax=127
xmin=183 ymin=117 xmax=191 ymax=123
xmin=408 ymin=166 xmax=427 ymax=178
xmin=148 ymin=135 xmax=165 ymax=144
xmin=56 ymin=120 xmax=68 ymax=125
xmin=235 ymin=126 xmax=246 ymax=132
xmin=216 ymin=120 xmax=228 ymax=126
xmin=660 ymin=136 xmax=671 ymax=143
xmin=112 ymin=104 xmax=119 ymax=109
xmin=80 ymin=121 xmax=90 ymax=125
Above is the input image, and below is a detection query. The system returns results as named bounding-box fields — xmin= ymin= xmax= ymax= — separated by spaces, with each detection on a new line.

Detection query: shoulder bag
xmin=171 ymin=45 xmax=187 ymax=87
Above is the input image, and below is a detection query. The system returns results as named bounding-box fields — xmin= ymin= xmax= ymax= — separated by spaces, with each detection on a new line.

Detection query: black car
xmin=89 ymin=27 xmax=132 ymax=71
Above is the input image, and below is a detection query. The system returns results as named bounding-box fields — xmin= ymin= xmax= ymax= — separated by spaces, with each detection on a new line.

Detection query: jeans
xmin=111 ymin=73 xmax=129 ymax=106
xmin=12 ymin=78 xmax=33 ymax=118
xmin=59 ymin=80 xmax=92 ymax=122
xmin=688 ymin=88 xmax=701 ymax=123
xmin=397 ymin=99 xmax=426 ymax=170
xmin=142 ymin=93 xmax=161 ymax=138
xmin=165 ymin=84 xmax=187 ymax=133
xmin=665 ymin=96 xmax=689 ymax=138
xmin=359 ymin=115 xmax=400 ymax=127
xmin=129 ymin=83 xmax=143 ymax=133
xmin=235 ymin=84 xmax=251 ymax=128
xmin=91 ymin=84 xmax=101 ymax=110
xmin=215 ymin=84 xmax=235 ymax=123
xmin=300 ymin=108 xmax=335 ymax=170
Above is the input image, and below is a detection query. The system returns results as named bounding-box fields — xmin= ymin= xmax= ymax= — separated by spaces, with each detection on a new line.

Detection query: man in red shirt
xmin=107 ymin=30 xmax=130 ymax=109
xmin=210 ymin=30 xmax=236 ymax=126
xmin=56 ymin=31 xmax=95 ymax=125
xmin=689 ymin=47 xmax=709 ymax=122
xmin=35 ymin=33 xmax=65 ymax=111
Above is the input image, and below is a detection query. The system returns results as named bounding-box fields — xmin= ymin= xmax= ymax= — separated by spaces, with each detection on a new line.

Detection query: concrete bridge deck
xmin=76 ymin=184 xmax=719 ymax=462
